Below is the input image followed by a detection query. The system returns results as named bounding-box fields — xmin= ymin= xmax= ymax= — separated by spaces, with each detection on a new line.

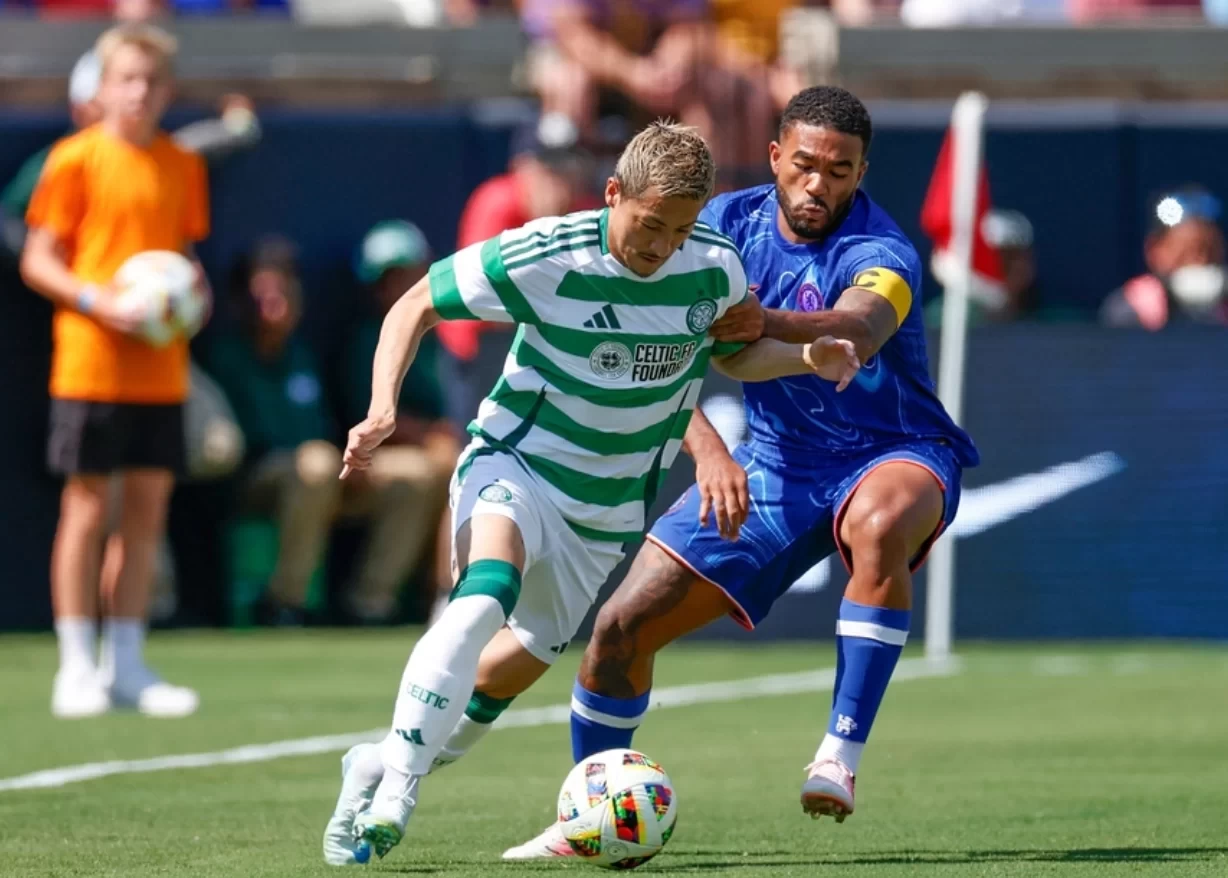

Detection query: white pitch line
xmin=0 ymin=656 xmax=958 ymax=794
xmin=1030 ymin=655 xmax=1090 ymax=677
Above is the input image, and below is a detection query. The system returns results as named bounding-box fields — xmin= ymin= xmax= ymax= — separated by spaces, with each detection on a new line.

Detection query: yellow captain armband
xmin=852 ymin=267 xmax=912 ymax=327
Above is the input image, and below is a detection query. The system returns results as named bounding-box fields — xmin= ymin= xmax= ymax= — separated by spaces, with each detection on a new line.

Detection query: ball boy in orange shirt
xmin=22 ymin=23 xmax=209 ymax=718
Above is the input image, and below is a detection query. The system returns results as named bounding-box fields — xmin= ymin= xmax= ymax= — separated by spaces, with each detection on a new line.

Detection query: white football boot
xmin=502 ymin=822 xmax=577 ymax=860
xmin=322 ymin=744 xmax=380 ymax=866
xmin=354 ymin=774 xmax=419 ymax=859
xmin=51 ymin=666 xmax=111 ymax=719
xmin=800 ymin=758 xmax=856 ymax=822
xmin=108 ymin=666 xmax=199 ymax=718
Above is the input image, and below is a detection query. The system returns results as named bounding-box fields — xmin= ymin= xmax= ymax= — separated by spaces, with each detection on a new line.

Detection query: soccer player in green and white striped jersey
xmin=322 ymin=122 xmax=860 ymax=865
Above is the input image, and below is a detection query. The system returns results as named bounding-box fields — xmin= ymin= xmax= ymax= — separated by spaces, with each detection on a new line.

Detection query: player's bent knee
xmin=589 ymin=600 xmax=640 ymax=656
xmin=452 ymin=559 xmax=522 ymax=618
xmin=845 ymin=505 xmax=910 ymax=560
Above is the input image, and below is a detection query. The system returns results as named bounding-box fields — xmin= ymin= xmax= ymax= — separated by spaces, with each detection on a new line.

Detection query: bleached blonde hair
xmin=96 ymin=23 xmax=179 ymax=76
xmin=614 ymin=121 xmax=715 ymax=203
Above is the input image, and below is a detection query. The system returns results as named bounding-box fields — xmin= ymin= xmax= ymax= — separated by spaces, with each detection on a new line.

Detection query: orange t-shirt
xmin=26 ymin=125 xmax=210 ymax=404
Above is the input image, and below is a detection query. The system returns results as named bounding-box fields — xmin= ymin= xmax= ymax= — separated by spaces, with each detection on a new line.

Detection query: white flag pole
xmin=924 ymin=91 xmax=988 ymax=664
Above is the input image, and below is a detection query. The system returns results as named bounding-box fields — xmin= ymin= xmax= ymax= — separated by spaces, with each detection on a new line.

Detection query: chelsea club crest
xmin=798 ymin=283 xmax=822 ymax=312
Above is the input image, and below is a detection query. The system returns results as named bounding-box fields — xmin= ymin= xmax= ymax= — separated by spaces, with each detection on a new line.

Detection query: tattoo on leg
xmin=584 ymin=546 xmax=691 ymax=699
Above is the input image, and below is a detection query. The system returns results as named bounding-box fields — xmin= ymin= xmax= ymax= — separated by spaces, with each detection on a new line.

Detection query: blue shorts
xmin=647 ymin=440 xmax=962 ymax=629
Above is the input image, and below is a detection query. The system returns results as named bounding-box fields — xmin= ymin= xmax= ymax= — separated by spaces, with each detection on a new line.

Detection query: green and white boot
xmin=354 ymin=772 xmax=419 ymax=859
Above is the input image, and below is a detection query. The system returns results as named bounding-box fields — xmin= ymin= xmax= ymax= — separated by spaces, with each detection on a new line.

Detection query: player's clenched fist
xmin=802 ymin=337 xmax=860 ymax=392
xmin=339 ymin=415 xmax=395 ymax=479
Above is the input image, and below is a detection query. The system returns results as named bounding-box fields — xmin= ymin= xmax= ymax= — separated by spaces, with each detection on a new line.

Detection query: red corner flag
xmin=920 ymin=128 xmax=1005 ymax=306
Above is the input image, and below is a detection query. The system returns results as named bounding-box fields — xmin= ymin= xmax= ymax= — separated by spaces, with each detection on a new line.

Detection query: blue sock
xmin=569 ymin=680 xmax=650 ymax=762
xmin=821 ymin=598 xmax=910 ymax=771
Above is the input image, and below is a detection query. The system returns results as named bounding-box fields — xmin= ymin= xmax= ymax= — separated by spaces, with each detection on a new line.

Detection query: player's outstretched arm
xmin=713 ymin=285 xmax=903 ymax=364
xmin=713 ymin=337 xmax=860 ymax=390
xmin=341 ymin=275 xmax=441 ymax=478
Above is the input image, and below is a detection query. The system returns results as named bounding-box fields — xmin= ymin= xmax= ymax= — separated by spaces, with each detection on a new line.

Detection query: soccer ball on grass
xmin=556 ymin=748 xmax=678 ymax=870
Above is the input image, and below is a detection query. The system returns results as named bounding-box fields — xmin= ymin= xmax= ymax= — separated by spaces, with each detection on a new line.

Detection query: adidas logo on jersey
xmin=583 ymin=304 xmax=622 ymax=330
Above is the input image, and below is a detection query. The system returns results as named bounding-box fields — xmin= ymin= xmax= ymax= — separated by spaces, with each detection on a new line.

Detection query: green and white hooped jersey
xmin=428 ymin=208 xmax=748 ymax=543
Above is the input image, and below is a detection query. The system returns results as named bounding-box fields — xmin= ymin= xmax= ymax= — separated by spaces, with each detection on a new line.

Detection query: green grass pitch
xmin=1 ymin=631 xmax=1226 ymax=877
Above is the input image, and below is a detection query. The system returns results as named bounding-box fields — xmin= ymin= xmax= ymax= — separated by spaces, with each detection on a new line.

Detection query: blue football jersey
xmin=702 ymin=185 xmax=979 ymax=467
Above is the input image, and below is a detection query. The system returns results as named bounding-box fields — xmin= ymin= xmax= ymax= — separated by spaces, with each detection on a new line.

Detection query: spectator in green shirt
xmin=206 ymin=235 xmax=444 ymax=625
xmin=344 ymin=221 xmax=458 ymax=623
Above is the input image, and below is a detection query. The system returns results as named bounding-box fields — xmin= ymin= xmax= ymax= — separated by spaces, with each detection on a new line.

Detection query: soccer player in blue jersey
xmin=505 ymin=85 xmax=980 ymax=859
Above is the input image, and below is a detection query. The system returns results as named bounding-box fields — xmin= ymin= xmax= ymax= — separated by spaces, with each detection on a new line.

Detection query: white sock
xmin=427 ymin=593 xmax=449 ymax=628
xmin=375 ymin=765 xmax=421 ymax=813
xmin=816 ymin=734 xmax=866 ymax=775
xmin=341 ymin=742 xmax=386 ymax=802
xmin=430 ymin=714 xmax=494 ymax=773
xmin=54 ymin=617 xmax=97 ymax=675
xmin=379 ymin=594 xmax=505 ymax=781
xmin=99 ymin=618 xmax=145 ymax=687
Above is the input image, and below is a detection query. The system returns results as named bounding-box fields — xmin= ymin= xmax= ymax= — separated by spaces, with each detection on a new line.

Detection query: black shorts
xmin=47 ymin=400 xmax=186 ymax=476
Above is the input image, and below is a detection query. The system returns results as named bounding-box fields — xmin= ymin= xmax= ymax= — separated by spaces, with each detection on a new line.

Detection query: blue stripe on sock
xmin=571 ymin=680 xmax=650 ymax=719
xmin=839 ymin=598 xmax=911 ymax=632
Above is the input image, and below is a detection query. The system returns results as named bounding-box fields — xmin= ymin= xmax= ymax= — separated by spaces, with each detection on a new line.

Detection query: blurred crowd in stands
xmin=3 ymin=0 xmax=1226 ymax=35
xmin=2 ymin=0 xmax=1228 ymax=26
xmin=4 ymin=0 xmax=1227 ymax=23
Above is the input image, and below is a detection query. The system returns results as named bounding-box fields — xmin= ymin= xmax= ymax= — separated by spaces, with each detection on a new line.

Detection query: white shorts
xmin=449 ymin=445 xmax=626 ymax=665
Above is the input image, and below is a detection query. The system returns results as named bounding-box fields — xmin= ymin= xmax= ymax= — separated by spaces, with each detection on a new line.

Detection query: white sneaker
xmin=354 ymin=774 xmax=418 ymax=860
xmin=502 ymin=822 xmax=577 ymax=860
xmin=800 ymin=758 xmax=856 ymax=822
xmin=51 ymin=667 xmax=111 ymax=719
xmin=109 ymin=667 xmax=199 ymax=718
xmin=323 ymin=744 xmax=379 ymax=866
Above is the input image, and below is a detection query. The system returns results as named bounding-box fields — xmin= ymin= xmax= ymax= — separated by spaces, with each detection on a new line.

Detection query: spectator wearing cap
xmin=926 ymin=208 xmax=1081 ymax=327
xmin=439 ymin=114 xmax=595 ymax=429
xmin=341 ymin=221 xmax=457 ymax=622
xmin=1101 ymin=188 xmax=1228 ymax=330
xmin=455 ymin=114 xmax=592 ymax=253
xmin=204 ymin=236 xmax=440 ymax=625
